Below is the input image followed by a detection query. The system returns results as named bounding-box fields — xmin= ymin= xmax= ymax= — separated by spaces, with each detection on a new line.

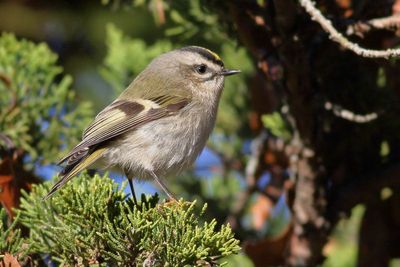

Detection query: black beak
xmin=221 ymin=69 xmax=241 ymax=76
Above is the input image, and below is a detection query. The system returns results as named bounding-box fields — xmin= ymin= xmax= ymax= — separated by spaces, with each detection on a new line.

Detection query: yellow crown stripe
xmin=205 ymin=48 xmax=222 ymax=62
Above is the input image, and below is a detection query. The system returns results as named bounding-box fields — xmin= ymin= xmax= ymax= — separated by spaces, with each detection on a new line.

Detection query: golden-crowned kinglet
xmin=44 ymin=46 xmax=240 ymax=201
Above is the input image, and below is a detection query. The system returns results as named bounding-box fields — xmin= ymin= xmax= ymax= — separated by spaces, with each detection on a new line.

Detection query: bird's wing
xmin=43 ymin=96 xmax=190 ymax=200
xmin=59 ymin=95 xmax=190 ymax=166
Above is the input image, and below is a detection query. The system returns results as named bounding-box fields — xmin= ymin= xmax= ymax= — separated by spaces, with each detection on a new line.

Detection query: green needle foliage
xmin=0 ymin=208 xmax=26 ymax=258
xmin=17 ymin=173 xmax=240 ymax=266
xmin=0 ymin=33 xmax=93 ymax=166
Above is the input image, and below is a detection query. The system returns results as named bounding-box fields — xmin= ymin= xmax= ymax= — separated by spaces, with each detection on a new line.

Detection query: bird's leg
xmin=124 ymin=170 xmax=138 ymax=205
xmin=128 ymin=179 xmax=138 ymax=205
xmin=149 ymin=171 xmax=177 ymax=201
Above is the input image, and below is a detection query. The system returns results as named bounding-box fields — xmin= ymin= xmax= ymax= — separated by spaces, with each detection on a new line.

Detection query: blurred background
xmin=1 ymin=0 xmax=400 ymax=266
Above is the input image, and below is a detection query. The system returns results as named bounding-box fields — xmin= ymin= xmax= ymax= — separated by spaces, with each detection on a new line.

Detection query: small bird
xmin=44 ymin=46 xmax=240 ymax=201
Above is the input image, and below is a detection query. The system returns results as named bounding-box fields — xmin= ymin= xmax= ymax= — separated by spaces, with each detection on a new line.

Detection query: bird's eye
xmin=194 ymin=64 xmax=207 ymax=74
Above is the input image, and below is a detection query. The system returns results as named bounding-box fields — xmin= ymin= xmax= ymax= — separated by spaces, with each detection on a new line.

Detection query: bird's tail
xmin=43 ymin=147 xmax=107 ymax=200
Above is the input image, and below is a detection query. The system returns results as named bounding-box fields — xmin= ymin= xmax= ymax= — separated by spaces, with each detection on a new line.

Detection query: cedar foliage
xmin=0 ymin=33 xmax=93 ymax=167
xmin=16 ymin=173 xmax=239 ymax=266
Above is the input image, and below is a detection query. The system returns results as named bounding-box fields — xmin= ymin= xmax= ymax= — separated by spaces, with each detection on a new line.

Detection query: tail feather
xmin=43 ymin=148 xmax=107 ymax=200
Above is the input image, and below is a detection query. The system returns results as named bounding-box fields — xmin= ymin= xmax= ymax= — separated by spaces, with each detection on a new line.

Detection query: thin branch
xmin=347 ymin=14 xmax=400 ymax=37
xmin=0 ymin=73 xmax=17 ymax=117
xmin=245 ymin=131 xmax=268 ymax=186
xmin=324 ymin=101 xmax=379 ymax=123
xmin=154 ymin=0 xmax=166 ymax=25
xmin=0 ymin=133 xmax=15 ymax=154
xmin=226 ymin=131 xmax=268 ymax=229
xmin=299 ymin=0 xmax=400 ymax=58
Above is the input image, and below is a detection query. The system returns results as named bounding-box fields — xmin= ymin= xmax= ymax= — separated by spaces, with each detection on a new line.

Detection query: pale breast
xmin=104 ymin=107 xmax=216 ymax=180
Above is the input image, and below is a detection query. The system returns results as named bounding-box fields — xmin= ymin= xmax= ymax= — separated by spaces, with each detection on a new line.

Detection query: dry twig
xmin=347 ymin=14 xmax=400 ymax=37
xmin=324 ymin=101 xmax=379 ymax=123
xmin=299 ymin=0 xmax=400 ymax=58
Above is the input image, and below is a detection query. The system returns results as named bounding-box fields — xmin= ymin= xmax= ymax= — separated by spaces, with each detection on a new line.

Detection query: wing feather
xmin=59 ymin=96 xmax=189 ymax=165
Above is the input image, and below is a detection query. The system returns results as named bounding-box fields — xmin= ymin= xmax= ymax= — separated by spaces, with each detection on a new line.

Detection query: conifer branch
xmin=17 ymin=173 xmax=240 ymax=266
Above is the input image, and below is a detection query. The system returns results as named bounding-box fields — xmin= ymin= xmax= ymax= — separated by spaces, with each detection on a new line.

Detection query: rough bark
xmin=224 ymin=0 xmax=400 ymax=266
